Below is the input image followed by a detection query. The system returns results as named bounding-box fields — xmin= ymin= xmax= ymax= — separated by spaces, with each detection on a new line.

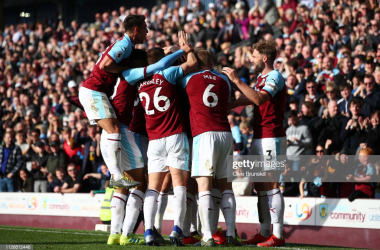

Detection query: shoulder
xmin=267 ymin=70 xmax=284 ymax=84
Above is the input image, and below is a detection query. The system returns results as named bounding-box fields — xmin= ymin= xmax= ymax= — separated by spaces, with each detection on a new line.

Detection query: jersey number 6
xmin=203 ymin=84 xmax=218 ymax=107
xmin=139 ymin=87 xmax=170 ymax=115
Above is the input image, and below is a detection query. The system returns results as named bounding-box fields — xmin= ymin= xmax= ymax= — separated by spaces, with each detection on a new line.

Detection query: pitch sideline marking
xmin=0 ymin=227 xmax=107 ymax=236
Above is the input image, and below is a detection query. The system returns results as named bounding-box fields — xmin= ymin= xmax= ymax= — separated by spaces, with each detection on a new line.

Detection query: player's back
xmin=179 ymin=69 xmax=230 ymax=137
xmin=82 ymin=35 xmax=134 ymax=96
xmin=109 ymin=77 xmax=137 ymax=127
xmin=137 ymin=66 xmax=185 ymax=140
xmin=253 ymin=69 xmax=286 ymax=139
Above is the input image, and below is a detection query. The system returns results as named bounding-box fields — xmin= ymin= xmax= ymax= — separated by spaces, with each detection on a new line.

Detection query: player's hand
xmin=7 ymin=172 xmax=13 ymax=179
xmin=222 ymin=67 xmax=240 ymax=84
xmin=180 ymin=44 xmax=194 ymax=54
xmin=178 ymin=30 xmax=189 ymax=47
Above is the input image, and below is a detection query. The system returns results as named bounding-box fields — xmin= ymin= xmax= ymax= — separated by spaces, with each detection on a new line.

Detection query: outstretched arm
xmin=222 ymin=67 xmax=270 ymax=106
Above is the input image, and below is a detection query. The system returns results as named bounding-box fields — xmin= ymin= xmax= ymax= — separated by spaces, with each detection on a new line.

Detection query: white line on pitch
xmin=0 ymin=227 xmax=108 ymax=236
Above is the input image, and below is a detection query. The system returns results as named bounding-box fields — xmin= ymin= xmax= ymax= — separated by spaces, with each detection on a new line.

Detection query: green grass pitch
xmin=0 ymin=226 xmax=363 ymax=250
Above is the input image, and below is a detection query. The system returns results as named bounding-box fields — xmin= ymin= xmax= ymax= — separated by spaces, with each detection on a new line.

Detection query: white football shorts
xmin=132 ymin=132 xmax=149 ymax=166
xmin=147 ymin=132 xmax=190 ymax=174
xmin=79 ymin=86 xmax=117 ymax=125
xmin=249 ymin=137 xmax=287 ymax=171
xmin=101 ymin=125 xmax=144 ymax=171
xmin=191 ymin=131 xmax=233 ymax=179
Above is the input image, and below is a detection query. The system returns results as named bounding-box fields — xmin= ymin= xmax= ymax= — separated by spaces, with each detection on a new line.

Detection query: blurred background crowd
xmin=1 ymin=0 xmax=380 ymax=200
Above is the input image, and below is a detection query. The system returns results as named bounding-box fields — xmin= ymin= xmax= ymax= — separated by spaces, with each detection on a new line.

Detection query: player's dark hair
xmin=123 ymin=15 xmax=146 ymax=33
xmin=194 ymin=48 xmax=212 ymax=68
xmin=129 ymin=49 xmax=148 ymax=68
xmin=252 ymin=39 xmax=277 ymax=64
xmin=147 ymin=48 xmax=166 ymax=65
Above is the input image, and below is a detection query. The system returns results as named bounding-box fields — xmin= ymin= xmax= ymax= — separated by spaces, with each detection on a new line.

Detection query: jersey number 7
xmin=139 ymin=87 xmax=170 ymax=115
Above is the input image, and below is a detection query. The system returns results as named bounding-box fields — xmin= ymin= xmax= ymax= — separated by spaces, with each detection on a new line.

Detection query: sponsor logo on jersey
xmin=319 ymin=203 xmax=328 ymax=220
xmin=266 ymin=82 xmax=278 ymax=92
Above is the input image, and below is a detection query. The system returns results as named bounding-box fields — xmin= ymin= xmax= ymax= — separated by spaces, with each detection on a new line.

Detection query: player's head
xmin=194 ymin=48 xmax=213 ymax=70
xmin=123 ymin=15 xmax=147 ymax=43
xmin=147 ymin=47 xmax=166 ymax=65
xmin=251 ymin=39 xmax=277 ymax=73
xmin=128 ymin=49 xmax=148 ymax=68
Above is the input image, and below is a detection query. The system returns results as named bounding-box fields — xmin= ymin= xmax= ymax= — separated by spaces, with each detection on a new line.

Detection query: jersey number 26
xmin=139 ymin=87 xmax=170 ymax=115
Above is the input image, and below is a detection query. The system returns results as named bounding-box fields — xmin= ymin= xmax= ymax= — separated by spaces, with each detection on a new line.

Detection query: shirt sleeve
xmin=262 ymin=71 xmax=284 ymax=97
xmin=177 ymin=72 xmax=195 ymax=89
xmin=162 ymin=66 xmax=184 ymax=84
xmin=145 ymin=49 xmax=185 ymax=76
xmin=231 ymin=126 xmax=242 ymax=143
xmin=107 ymin=39 xmax=133 ymax=64
xmin=122 ymin=67 xmax=146 ymax=86
xmin=367 ymin=165 xmax=374 ymax=176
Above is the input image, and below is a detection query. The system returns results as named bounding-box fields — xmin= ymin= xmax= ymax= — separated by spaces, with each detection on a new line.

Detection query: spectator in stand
xmin=228 ymin=114 xmax=243 ymax=153
xmin=358 ymin=110 xmax=380 ymax=155
xmin=50 ymin=167 xmax=67 ymax=193
xmin=46 ymin=140 xmax=67 ymax=183
xmin=239 ymin=120 xmax=253 ymax=155
xmin=299 ymin=80 xmax=323 ymax=112
xmin=358 ymin=74 xmax=380 ymax=118
xmin=337 ymin=82 xmax=353 ymax=116
xmin=62 ymin=128 xmax=80 ymax=161
xmin=314 ymin=100 xmax=344 ymax=152
xmin=374 ymin=161 xmax=380 ymax=199
xmin=286 ymin=111 xmax=313 ymax=171
xmin=83 ymin=163 xmax=110 ymax=193
xmin=18 ymin=169 xmax=34 ymax=192
xmin=279 ymin=162 xmax=299 ymax=196
xmin=74 ymin=125 xmax=101 ymax=174
xmin=347 ymin=147 xmax=375 ymax=201
xmin=340 ymin=98 xmax=363 ymax=153
xmin=232 ymin=167 xmax=252 ymax=196
xmin=31 ymin=140 xmax=49 ymax=192
xmin=58 ymin=163 xmax=88 ymax=193
xmin=0 ymin=132 xmax=23 ymax=192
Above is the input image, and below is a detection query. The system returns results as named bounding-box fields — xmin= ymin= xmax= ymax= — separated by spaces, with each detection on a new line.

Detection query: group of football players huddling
xmin=79 ymin=15 xmax=287 ymax=248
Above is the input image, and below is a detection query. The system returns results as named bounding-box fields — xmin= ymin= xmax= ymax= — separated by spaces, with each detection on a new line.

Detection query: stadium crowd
xmin=0 ymin=0 xmax=380 ymax=200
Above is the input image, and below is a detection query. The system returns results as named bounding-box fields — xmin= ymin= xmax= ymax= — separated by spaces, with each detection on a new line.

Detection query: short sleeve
xmin=162 ymin=66 xmax=184 ymax=85
xmin=122 ymin=67 xmax=146 ymax=86
xmin=262 ymin=71 xmax=284 ymax=97
xmin=107 ymin=39 xmax=133 ymax=64
xmin=231 ymin=126 xmax=242 ymax=143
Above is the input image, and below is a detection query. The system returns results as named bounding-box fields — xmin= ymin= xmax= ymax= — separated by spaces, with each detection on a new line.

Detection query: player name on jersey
xmin=137 ymin=78 xmax=165 ymax=91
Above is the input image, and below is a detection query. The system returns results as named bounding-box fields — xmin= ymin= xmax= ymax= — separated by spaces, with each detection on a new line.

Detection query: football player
xmin=137 ymin=32 xmax=198 ymax=246
xmin=177 ymin=49 xmax=240 ymax=247
xmin=223 ymin=39 xmax=287 ymax=247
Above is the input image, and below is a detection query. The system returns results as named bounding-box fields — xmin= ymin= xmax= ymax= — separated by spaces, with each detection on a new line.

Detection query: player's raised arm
xmin=178 ymin=31 xmax=198 ymax=75
xmin=223 ymin=67 xmax=271 ymax=106
xmin=122 ymin=49 xmax=187 ymax=85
